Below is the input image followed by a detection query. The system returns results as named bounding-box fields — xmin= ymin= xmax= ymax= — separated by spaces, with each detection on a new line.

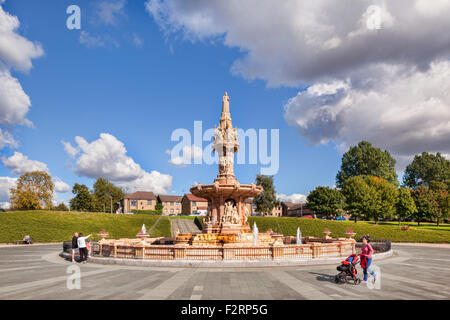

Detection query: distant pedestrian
xmin=77 ymin=233 xmax=91 ymax=263
xmin=23 ymin=234 xmax=32 ymax=245
xmin=360 ymin=235 xmax=376 ymax=283
xmin=71 ymin=232 xmax=79 ymax=262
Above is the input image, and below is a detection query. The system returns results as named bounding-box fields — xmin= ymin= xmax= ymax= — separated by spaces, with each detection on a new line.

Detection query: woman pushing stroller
xmin=335 ymin=235 xmax=377 ymax=284
xmin=360 ymin=235 xmax=376 ymax=284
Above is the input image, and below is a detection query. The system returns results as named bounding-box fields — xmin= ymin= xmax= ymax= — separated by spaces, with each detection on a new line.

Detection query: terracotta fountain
xmin=190 ymin=92 xmax=263 ymax=236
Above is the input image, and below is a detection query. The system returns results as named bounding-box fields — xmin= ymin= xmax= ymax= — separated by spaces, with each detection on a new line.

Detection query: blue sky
xmin=1 ymin=0 xmax=449 ymax=207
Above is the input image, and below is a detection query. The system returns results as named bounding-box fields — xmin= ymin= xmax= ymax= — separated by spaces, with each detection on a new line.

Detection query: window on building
xmin=192 ymin=202 xmax=196 ymax=206
xmin=176 ymin=209 xmax=179 ymax=213
xmin=131 ymin=200 xmax=137 ymax=206
xmin=147 ymin=200 xmax=152 ymax=205
xmin=170 ymin=209 xmax=174 ymax=213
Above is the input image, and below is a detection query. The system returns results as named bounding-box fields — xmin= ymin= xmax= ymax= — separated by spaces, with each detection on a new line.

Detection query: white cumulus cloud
xmin=0 ymin=127 xmax=18 ymax=149
xmin=66 ymin=133 xmax=172 ymax=194
xmin=277 ymin=193 xmax=307 ymax=204
xmin=54 ymin=177 xmax=70 ymax=193
xmin=284 ymin=61 xmax=450 ymax=170
xmin=0 ymin=4 xmax=44 ymax=146
xmin=0 ymin=176 xmax=16 ymax=203
xmin=145 ymin=0 xmax=450 ymax=166
xmin=1 ymin=151 xmax=48 ymax=175
xmin=168 ymin=144 xmax=203 ymax=167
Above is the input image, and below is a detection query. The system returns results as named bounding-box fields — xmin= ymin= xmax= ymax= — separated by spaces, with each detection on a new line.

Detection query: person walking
xmin=360 ymin=235 xmax=376 ymax=283
xmin=77 ymin=233 xmax=91 ymax=264
xmin=71 ymin=232 xmax=79 ymax=262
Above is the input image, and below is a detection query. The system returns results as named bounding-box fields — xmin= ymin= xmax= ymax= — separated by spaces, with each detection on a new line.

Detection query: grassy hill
xmin=0 ymin=211 xmax=171 ymax=243
xmin=247 ymin=217 xmax=450 ymax=243
xmin=195 ymin=216 xmax=450 ymax=243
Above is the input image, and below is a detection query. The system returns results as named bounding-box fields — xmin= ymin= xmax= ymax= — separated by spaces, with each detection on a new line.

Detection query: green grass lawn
xmin=0 ymin=211 xmax=171 ymax=243
xmin=1 ymin=211 xmax=449 ymax=244
xmin=246 ymin=217 xmax=450 ymax=243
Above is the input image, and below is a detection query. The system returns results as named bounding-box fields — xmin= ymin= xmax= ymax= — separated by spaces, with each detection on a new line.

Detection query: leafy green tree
xmin=336 ymin=141 xmax=398 ymax=188
xmin=92 ymin=178 xmax=124 ymax=212
xmin=396 ymin=187 xmax=417 ymax=225
xmin=403 ymin=152 xmax=450 ymax=189
xmin=253 ymin=175 xmax=280 ymax=215
xmin=10 ymin=171 xmax=54 ymax=210
xmin=365 ymin=176 xmax=398 ymax=223
xmin=341 ymin=176 xmax=375 ymax=223
xmin=429 ymin=181 xmax=449 ymax=227
xmin=411 ymin=186 xmax=437 ymax=226
xmin=306 ymin=186 xmax=345 ymax=217
xmin=70 ymin=183 xmax=94 ymax=212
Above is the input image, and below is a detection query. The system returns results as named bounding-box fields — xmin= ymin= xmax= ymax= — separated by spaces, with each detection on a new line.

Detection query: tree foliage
xmin=341 ymin=176 xmax=374 ymax=222
xmin=10 ymin=171 xmax=54 ymax=210
xmin=70 ymin=183 xmax=94 ymax=212
xmin=403 ymin=152 xmax=450 ymax=189
xmin=336 ymin=141 xmax=398 ymax=188
xmin=306 ymin=186 xmax=345 ymax=217
xmin=429 ymin=181 xmax=449 ymax=227
xmin=396 ymin=187 xmax=417 ymax=224
xmin=92 ymin=178 xmax=124 ymax=212
xmin=364 ymin=176 xmax=398 ymax=223
xmin=411 ymin=186 xmax=437 ymax=226
xmin=253 ymin=175 xmax=280 ymax=215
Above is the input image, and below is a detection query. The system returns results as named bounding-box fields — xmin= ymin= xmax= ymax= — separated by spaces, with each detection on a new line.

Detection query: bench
xmin=15 ymin=240 xmax=33 ymax=245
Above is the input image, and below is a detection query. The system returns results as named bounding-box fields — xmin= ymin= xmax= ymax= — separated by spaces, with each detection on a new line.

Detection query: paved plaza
xmin=0 ymin=244 xmax=449 ymax=300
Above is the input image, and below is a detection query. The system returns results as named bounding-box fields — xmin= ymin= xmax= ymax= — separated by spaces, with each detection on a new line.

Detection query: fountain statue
xmin=296 ymin=227 xmax=302 ymax=245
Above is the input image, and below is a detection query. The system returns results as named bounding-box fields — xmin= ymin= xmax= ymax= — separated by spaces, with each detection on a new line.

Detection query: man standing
xmin=77 ymin=233 xmax=91 ymax=264
xmin=71 ymin=232 xmax=79 ymax=262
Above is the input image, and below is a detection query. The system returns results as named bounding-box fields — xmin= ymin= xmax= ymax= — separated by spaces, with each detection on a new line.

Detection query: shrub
xmin=131 ymin=209 xmax=162 ymax=215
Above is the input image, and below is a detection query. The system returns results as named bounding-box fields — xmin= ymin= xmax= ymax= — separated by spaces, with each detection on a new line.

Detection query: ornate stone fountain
xmin=190 ymin=92 xmax=263 ymax=236
xmin=91 ymin=92 xmax=357 ymax=263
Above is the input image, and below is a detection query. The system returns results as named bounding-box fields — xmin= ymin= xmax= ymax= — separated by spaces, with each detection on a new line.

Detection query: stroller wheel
xmin=354 ymin=278 xmax=361 ymax=285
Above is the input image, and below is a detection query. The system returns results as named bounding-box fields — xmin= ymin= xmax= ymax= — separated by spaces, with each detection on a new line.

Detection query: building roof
xmin=282 ymin=202 xmax=305 ymax=210
xmin=183 ymin=193 xmax=208 ymax=202
xmin=124 ymin=191 xmax=156 ymax=201
xmin=158 ymin=195 xmax=183 ymax=202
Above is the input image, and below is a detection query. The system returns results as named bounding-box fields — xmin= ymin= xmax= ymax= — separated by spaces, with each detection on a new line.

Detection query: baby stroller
xmin=335 ymin=254 xmax=361 ymax=285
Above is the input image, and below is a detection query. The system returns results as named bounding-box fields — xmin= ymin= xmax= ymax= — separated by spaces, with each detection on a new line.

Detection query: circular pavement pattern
xmin=0 ymin=244 xmax=449 ymax=300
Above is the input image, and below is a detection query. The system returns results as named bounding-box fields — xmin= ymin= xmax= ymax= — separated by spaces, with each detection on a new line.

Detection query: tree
xmin=411 ymin=186 xmax=437 ymax=226
xmin=403 ymin=152 xmax=450 ymax=189
xmin=396 ymin=187 xmax=417 ymax=225
xmin=306 ymin=186 xmax=345 ymax=217
xmin=429 ymin=181 xmax=449 ymax=227
xmin=364 ymin=176 xmax=398 ymax=223
xmin=54 ymin=203 xmax=69 ymax=211
xmin=9 ymin=171 xmax=54 ymax=210
xmin=336 ymin=141 xmax=398 ymax=188
xmin=70 ymin=183 xmax=94 ymax=212
xmin=253 ymin=175 xmax=280 ymax=215
xmin=155 ymin=203 xmax=163 ymax=212
xmin=92 ymin=178 xmax=124 ymax=213
xmin=341 ymin=176 xmax=375 ymax=223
